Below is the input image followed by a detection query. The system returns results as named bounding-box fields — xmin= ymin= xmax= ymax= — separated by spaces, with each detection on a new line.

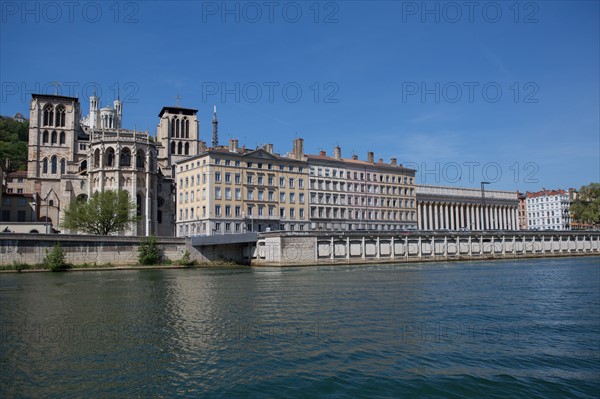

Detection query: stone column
xmin=450 ymin=204 xmax=455 ymax=230
xmin=434 ymin=203 xmax=439 ymax=230
xmin=428 ymin=203 xmax=433 ymax=231
xmin=444 ymin=203 xmax=449 ymax=230
xmin=460 ymin=205 xmax=464 ymax=229
xmin=466 ymin=205 xmax=471 ymax=230
xmin=418 ymin=203 xmax=423 ymax=230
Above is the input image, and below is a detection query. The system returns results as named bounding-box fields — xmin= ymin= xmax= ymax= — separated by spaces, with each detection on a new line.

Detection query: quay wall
xmin=252 ymin=231 xmax=600 ymax=266
xmin=0 ymin=234 xmax=251 ymax=266
xmin=0 ymin=234 xmax=188 ymax=266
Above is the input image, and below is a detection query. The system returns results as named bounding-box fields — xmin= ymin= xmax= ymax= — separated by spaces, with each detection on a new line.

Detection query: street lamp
xmin=481 ymin=181 xmax=491 ymax=230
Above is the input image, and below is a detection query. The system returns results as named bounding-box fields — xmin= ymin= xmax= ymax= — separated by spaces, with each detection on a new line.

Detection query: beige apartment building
xmin=176 ymin=138 xmax=417 ymax=236
xmin=176 ymin=139 xmax=309 ymax=237
xmin=302 ymin=144 xmax=417 ymax=231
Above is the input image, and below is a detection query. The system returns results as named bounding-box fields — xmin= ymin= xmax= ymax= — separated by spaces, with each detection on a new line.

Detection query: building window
xmin=51 ymin=156 xmax=57 ymax=174
xmin=60 ymin=158 xmax=66 ymax=175
xmin=43 ymin=104 xmax=53 ymax=126
xmin=42 ymin=158 xmax=48 ymax=174
xmin=215 ymin=205 xmax=221 ymax=216
xmin=51 ymin=131 xmax=57 ymax=145
xmin=120 ymin=148 xmax=131 ymax=166
xmin=136 ymin=151 xmax=145 ymax=168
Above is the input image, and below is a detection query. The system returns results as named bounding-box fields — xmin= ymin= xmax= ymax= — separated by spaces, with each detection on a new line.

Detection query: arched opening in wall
xmin=43 ymin=130 xmax=49 ymax=144
xmin=77 ymin=194 xmax=88 ymax=202
xmin=42 ymin=158 xmax=48 ymax=174
xmin=60 ymin=158 xmax=66 ymax=175
xmin=43 ymin=104 xmax=53 ymax=126
xmin=120 ymin=147 xmax=131 ymax=167
xmin=185 ymin=118 xmax=190 ymax=138
xmin=171 ymin=117 xmax=177 ymax=138
xmin=29 ymin=230 xmax=39 ymax=234
xmin=94 ymin=149 xmax=100 ymax=168
xmin=182 ymin=117 xmax=188 ymax=138
xmin=59 ymin=131 xmax=65 ymax=145
xmin=148 ymin=152 xmax=155 ymax=172
xmin=171 ymin=141 xmax=175 ymax=154
xmin=80 ymin=160 xmax=87 ymax=173
xmin=51 ymin=156 xmax=57 ymax=174
xmin=56 ymin=105 xmax=66 ymax=127
xmin=49 ymin=200 xmax=54 ymax=207
xmin=51 ymin=131 xmax=57 ymax=145
xmin=136 ymin=194 xmax=142 ymax=217
xmin=177 ymin=142 xmax=182 ymax=155
xmin=40 ymin=216 xmax=52 ymax=228
xmin=106 ymin=147 xmax=115 ymax=167
xmin=184 ymin=142 xmax=190 ymax=155
xmin=136 ymin=150 xmax=145 ymax=168
xmin=175 ymin=118 xmax=180 ymax=138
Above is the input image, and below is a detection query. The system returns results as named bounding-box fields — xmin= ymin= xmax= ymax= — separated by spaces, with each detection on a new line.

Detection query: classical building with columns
xmin=416 ymin=185 xmax=519 ymax=231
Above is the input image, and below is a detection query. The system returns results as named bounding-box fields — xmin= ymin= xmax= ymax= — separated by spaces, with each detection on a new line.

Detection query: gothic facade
xmin=25 ymin=93 xmax=186 ymax=236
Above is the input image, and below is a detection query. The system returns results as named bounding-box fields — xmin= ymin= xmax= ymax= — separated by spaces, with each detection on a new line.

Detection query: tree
xmin=138 ymin=235 xmax=162 ymax=265
xmin=570 ymin=183 xmax=600 ymax=228
xmin=44 ymin=242 xmax=71 ymax=272
xmin=0 ymin=116 xmax=29 ymax=171
xmin=61 ymin=190 xmax=139 ymax=235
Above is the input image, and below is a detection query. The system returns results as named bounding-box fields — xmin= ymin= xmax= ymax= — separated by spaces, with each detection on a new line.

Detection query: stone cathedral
xmin=26 ymin=92 xmax=201 ymax=236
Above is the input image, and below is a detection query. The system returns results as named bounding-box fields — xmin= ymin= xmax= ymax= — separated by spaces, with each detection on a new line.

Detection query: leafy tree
xmin=138 ymin=235 xmax=162 ymax=265
xmin=0 ymin=116 xmax=29 ymax=171
xmin=44 ymin=242 xmax=71 ymax=272
xmin=61 ymin=190 xmax=138 ymax=235
xmin=570 ymin=183 xmax=600 ymax=227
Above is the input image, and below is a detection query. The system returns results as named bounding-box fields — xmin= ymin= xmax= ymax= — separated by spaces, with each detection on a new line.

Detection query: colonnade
xmin=417 ymin=201 xmax=518 ymax=230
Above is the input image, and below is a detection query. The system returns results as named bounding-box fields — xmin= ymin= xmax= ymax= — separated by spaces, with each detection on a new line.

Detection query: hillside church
xmin=21 ymin=92 xmax=205 ymax=236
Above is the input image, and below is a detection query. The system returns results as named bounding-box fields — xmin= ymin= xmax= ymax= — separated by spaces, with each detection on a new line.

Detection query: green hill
xmin=0 ymin=116 xmax=29 ymax=171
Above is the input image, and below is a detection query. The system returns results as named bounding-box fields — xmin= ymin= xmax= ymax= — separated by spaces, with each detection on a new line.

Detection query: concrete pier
xmin=252 ymin=231 xmax=600 ymax=266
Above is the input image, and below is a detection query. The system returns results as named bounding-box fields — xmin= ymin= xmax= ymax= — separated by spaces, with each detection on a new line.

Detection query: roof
xmin=32 ymin=93 xmax=79 ymax=102
xmin=526 ymin=189 xmax=567 ymax=198
xmin=305 ymin=153 xmax=415 ymax=173
xmin=158 ymin=106 xmax=198 ymax=117
xmin=7 ymin=171 xmax=28 ymax=178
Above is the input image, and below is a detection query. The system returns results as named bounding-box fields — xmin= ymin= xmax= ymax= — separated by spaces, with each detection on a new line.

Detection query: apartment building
xmin=175 ymin=140 xmax=309 ymax=237
xmin=526 ymin=189 xmax=570 ymax=230
xmin=176 ymin=137 xmax=417 ymax=236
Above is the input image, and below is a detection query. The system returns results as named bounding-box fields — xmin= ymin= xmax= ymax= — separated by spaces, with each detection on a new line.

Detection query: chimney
xmin=319 ymin=150 xmax=326 ymax=156
xmin=352 ymin=154 xmax=358 ymax=160
xmin=263 ymin=143 xmax=274 ymax=153
xmin=367 ymin=151 xmax=374 ymax=163
xmin=390 ymin=158 xmax=397 ymax=166
xmin=292 ymin=138 xmax=304 ymax=160
xmin=229 ymin=139 xmax=239 ymax=153
xmin=334 ymin=146 xmax=341 ymax=160
xmin=378 ymin=158 xmax=383 ymax=164
xmin=199 ymin=140 xmax=207 ymax=153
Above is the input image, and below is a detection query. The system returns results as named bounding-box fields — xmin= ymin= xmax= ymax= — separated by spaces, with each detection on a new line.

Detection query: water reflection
xmin=1 ymin=257 xmax=599 ymax=398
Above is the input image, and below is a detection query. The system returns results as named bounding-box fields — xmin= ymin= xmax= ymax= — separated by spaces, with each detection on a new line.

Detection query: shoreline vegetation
xmin=0 ymin=259 xmax=246 ymax=273
xmin=1 ymin=253 xmax=597 ymax=273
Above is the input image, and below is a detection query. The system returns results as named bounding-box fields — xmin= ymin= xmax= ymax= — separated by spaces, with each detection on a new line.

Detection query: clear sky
xmin=1 ymin=1 xmax=598 ymax=192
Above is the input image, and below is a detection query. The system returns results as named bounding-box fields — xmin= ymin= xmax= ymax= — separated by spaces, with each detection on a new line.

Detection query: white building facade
xmin=526 ymin=189 xmax=570 ymax=230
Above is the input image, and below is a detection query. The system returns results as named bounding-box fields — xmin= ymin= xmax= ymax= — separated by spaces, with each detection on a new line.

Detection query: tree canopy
xmin=61 ymin=190 xmax=139 ymax=235
xmin=570 ymin=183 xmax=600 ymax=227
xmin=0 ymin=116 xmax=29 ymax=171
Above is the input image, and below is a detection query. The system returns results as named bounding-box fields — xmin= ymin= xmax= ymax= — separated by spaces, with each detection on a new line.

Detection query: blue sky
xmin=1 ymin=1 xmax=598 ymax=191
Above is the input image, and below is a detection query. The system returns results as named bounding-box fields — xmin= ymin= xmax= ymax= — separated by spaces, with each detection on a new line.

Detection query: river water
xmin=1 ymin=256 xmax=598 ymax=398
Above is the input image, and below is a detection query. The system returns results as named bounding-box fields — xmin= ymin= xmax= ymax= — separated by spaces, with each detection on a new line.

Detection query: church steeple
xmin=212 ymin=105 xmax=218 ymax=148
